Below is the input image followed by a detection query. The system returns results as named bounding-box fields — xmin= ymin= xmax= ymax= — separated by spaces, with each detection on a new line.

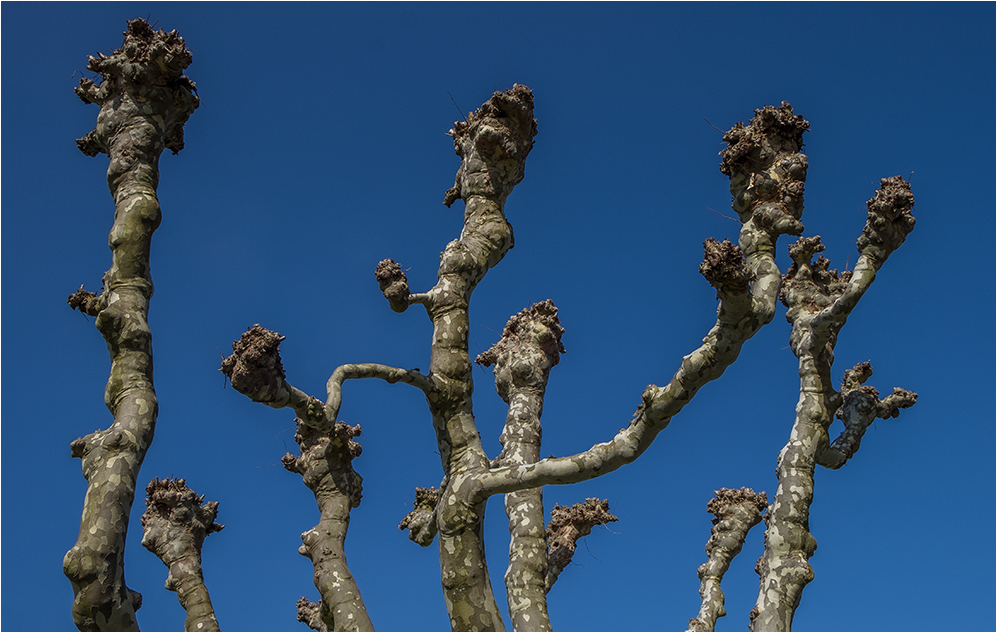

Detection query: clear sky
xmin=2 ymin=2 xmax=994 ymax=632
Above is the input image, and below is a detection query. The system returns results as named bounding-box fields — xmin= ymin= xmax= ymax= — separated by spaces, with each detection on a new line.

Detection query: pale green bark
xmin=217 ymin=95 xmax=919 ymax=633
xmin=140 ymin=479 xmax=223 ymax=632
xmin=403 ymin=85 xmax=538 ymax=633
xmin=751 ymin=178 xmax=917 ymax=631
xmin=282 ymin=420 xmax=372 ymax=632
xmin=64 ymin=19 xmax=197 ymax=632
xmin=221 ymin=332 xmax=374 ymax=632
xmin=688 ymin=488 xmax=767 ymax=632
xmin=477 ymin=300 xmax=566 ymax=632
xmin=475 ymin=105 xmax=809 ymax=497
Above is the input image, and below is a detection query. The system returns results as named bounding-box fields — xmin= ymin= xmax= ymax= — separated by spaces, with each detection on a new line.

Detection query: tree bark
xmin=64 ymin=19 xmax=197 ymax=632
xmin=282 ymin=420 xmax=374 ymax=632
xmin=221 ymin=329 xmax=374 ymax=632
xmin=475 ymin=104 xmax=809 ymax=498
xmin=751 ymin=178 xmax=917 ymax=631
xmin=688 ymin=488 xmax=767 ymax=632
xmin=140 ymin=479 xmax=223 ymax=632
xmin=476 ymin=300 xmax=566 ymax=631
xmin=392 ymin=85 xmax=537 ymax=632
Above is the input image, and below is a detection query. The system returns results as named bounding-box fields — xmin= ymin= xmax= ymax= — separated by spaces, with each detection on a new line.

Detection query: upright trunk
xmin=476 ymin=300 xmax=566 ymax=631
xmin=64 ymin=19 xmax=197 ymax=631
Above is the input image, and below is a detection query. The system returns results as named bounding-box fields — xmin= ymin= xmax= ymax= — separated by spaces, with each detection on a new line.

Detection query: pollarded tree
xmin=65 ymin=19 xmax=916 ymax=633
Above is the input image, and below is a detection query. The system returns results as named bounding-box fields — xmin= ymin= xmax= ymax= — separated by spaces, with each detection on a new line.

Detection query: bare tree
xmin=67 ymin=20 xmax=916 ymax=633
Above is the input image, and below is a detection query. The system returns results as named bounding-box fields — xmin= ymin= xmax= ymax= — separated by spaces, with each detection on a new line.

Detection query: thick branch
xmin=422 ymin=85 xmax=536 ymax=633
xmin=474 ymin=104 xmax=807 ymax=498
xmin=65 ymin=18 xmax=197 ymax=632
xmin=477 ymin=300 xmax=565 ymax=632
xmin=283 ymin=419 xmax=373 ymax=632
xmin=752 ymin=179 xmax=916 ymax=631
xmin=688 ymin=488 xmax=767 ymax=632
xmin=140 ymin=478 xmax=223 ymax=632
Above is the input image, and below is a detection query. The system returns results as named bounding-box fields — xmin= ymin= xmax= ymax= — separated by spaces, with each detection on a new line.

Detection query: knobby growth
xmin=67 ymin=20 xmax=917 ymax=633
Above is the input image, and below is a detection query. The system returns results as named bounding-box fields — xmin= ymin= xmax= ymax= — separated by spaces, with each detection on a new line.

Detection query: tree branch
xmin=420 ymin=84 xmax=537 ymax=633
xmin=687 ymin=488 xmax=767 ymax=632
xmin=140 ymin=478 xmax=223 ymax=632
xmin=221 ymin=324 xmax=333 ymax=429
xmin=817 ymin=363 xmax=918 ymax=469
xmin=475 ymin=104 xmax=810 ymax=499
xmin=297 ymin=597 xmax=331 ymax=632
xmin=751 ymin=177 xmax=916 ymax=631
xmin=477 ymin=300 xmax=565 ymax=631
xmin=325 ymin=362 xmax=434 ymax=422
xmin=544 ymin=499 xmax=618 ymax=593
xmin=282 ymin=419 xmax=373 ymax=632
xmin=399 ymin=487 xmax=441 ymax=547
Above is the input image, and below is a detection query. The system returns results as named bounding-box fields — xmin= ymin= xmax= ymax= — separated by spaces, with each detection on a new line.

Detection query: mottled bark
xmin=283 ymin=420 xmax=373 ymax=632
xmin=140 ymin=479 xmax=223 ymax=632
xmin=544 ymin=499 xmax=618 ymax=593
xmin=221 ymin=331 xmax=373 ymax=631
xmin=385 ymin=85 xmax=537 ymax=633
xmin=688 ymin=488 xmax=767 ymax=632
xmin=64 ymin=19 xmax=198 ymax=632
xmin=476 ymin=300 xmax=565 ymax=632
xmin=476 ymin=104 xmax=809 ymax=496
xmin=751 ymin=178 xmax=917 ymax=631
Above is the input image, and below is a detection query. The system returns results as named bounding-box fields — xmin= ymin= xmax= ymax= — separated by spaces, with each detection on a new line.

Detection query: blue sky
xmin=2 ymin=2 xmax=994 ymax=631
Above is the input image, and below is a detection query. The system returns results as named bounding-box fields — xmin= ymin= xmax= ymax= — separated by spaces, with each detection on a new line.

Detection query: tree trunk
xmin=64 ymin=19 xmax=198 ymax=631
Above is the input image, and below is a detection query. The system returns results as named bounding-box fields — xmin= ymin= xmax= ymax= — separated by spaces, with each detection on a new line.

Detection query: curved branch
xmin=476 ymin=103 xmax=809 ymax=499
xmin=811 ymin=176 xmax=915 ymax=346
xmin=325 ymin=362 xmax=434 ymax=422
xmin=474 ymin=240 xmax=770 ymax=496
